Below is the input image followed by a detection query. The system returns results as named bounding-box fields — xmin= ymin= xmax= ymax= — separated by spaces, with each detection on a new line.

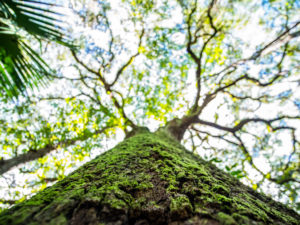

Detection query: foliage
xmin=0 ymin=0 xmax=72 ymax=98
xmin=0 ymin=0 xmax=299 ymax=213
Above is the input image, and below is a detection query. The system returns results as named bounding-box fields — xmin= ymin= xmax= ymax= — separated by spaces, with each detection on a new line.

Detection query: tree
xmin=0 ymin=0 xmax=300 ymax=223
xmin=0 ymin=131 xmax=299 ymax=224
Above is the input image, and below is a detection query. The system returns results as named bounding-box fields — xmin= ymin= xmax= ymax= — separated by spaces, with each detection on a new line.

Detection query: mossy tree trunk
xmin=0 ymin=131 xmax=299 ymax=225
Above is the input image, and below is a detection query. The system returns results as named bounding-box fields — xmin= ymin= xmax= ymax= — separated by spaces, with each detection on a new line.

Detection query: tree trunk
xmin=0 ymin=130 xmax=299 ymax=225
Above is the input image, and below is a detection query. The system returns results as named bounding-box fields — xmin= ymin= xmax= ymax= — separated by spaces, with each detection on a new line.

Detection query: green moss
xmin=48 ymin=214 xmax=67 ymax=225
xmin=166 ymin=184 xmax=178 ymax=192
xmin=103 ymin=197 xmax=127 ymax=210
xmin=170 ymin=195 xmax=191 ymax=212
xmin=176 ymin=171 xmax=185 ymax=179
xmin=232 ymin=213 xmax=250 ymax=224
xmin=212 ymin=184 xmax=230 ymax=196
xmin=217 ymin=212 xmax=237 ymax=225
xmin=170 ymin=195 xmax=193 ymax=219
xmin=215 ymin=194 xmax=231 ymax=203
xmin=232 ymin=194 xmax=269 ymax=222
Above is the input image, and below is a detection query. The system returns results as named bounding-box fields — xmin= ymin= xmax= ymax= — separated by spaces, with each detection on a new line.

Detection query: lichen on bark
xmin=0 ymin=131 xmax=299 ymax=225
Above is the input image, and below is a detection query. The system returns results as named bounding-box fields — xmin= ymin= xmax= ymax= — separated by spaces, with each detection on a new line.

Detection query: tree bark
xmin=0 ymin=130 xmax=299 ymax=225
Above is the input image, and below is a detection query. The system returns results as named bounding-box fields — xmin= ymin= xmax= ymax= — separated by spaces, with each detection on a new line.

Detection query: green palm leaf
xmin=0 ymin=0 xmax=72 ymax=98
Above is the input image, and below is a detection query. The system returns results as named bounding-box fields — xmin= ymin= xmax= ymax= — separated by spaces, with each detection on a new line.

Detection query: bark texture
xmin=0 ymin=131 xmax=299 ymax=225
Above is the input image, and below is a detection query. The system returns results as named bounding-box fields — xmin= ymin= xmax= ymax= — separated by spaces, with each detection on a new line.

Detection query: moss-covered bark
xmin=0 ymin=131 xmax=299 ymax=225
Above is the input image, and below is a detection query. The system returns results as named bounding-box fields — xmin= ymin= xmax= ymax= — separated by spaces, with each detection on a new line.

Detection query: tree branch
xmin=109 ymin=28 xmax=145 ymax=87
xmin=250 ymin=21 xmax=300 ymax=60
xmin=192 ymin=124 xmax=299 ymax=186
xmin=191 ymin=0 xmax=219 ymax=113
xmin=211 ymin=21 xmax=300 ymax=78
xmin=195 ymin=116 xmax=299 ymax=133
xmin=186 ymin=4 xmax=200 ymax=63
xmin=71 ymin=49 xmax=137 ymax=128
xmin=222 ymin=90 xmax=271 ymax=102
xmin=191 ymin=126 xmax=239 ymax=146
xmin=0 ymin=126 xmax=113 ymax=175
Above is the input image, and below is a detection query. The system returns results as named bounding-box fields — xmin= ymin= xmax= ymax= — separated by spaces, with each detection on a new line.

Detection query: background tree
xmin=0 ymin=0 xmax=299 ymax=216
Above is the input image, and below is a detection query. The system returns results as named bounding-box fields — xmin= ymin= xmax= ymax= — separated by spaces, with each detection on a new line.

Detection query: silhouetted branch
xmin=191 ymin=127 xmax=239 ymax=146
xmin=190 ymin=114 xmax=299 ymax=186
xmin=109 ymin=28 xmax=145 ymax=87
xmin=250 ymin=21 xmax=300 ymax=60
xmin=71 ymin=48 xmax=137 ymax=128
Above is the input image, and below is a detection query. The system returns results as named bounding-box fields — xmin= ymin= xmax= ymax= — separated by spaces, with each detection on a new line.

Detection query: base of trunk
xmin=0 ymin=132 xmax=299 ymax=225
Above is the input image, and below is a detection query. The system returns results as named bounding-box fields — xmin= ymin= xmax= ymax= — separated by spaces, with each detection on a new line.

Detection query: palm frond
xmin=0 ymin=0 xmax=73 ymax=98
xmin=1 ymin=0 xmax=71 ymax=45
xmin=0 ymin=27 xmax=49 ymax=97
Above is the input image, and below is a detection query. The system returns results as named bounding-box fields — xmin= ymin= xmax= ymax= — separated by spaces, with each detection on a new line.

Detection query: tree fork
xmin=0 ymin=131 xmax=299 ymax=225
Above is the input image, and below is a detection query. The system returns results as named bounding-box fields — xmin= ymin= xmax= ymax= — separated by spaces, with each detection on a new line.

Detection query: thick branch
xmin=71 ymin=51 xmax=100 ymax=77
xmin=250 ymin=21 xmax=300 ymax=60
xmin=186 ymin=4 xmax=199 ymax=63
xmin=212 ymin=21 xmax=300 ymax=78
xmin=0 ymin=127 xmax=112 ymax=175
xmin=191 ymin=0 xmax=219 ymax=113
xmin=196 ymin=116 xmax=299 ymax=133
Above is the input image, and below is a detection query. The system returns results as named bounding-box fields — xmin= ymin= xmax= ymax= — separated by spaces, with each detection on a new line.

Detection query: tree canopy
xmin=0 ymin=0 xmax=299 ymax=212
